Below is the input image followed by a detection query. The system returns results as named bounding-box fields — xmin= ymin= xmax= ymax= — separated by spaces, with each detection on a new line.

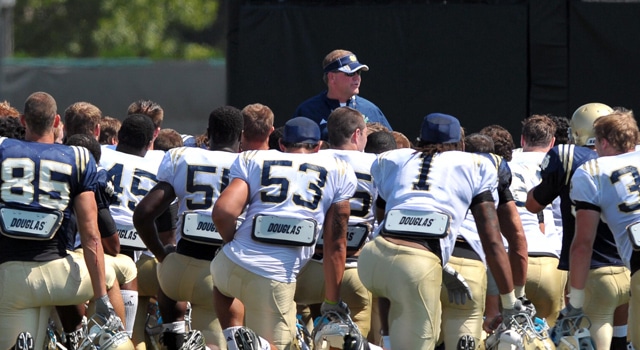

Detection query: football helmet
xmin=312 ymin=310 xmax=367 ymax=350
xmin=568 ymin=102 xmax=613 ymax=146
xmin=555 ymin=328 xmax=596 ymax=350
xmin=78 ymin=314 xmax=134 ymax=350
xmin=485 ymin=311 xmax=554 ymax=350
xmin=550 ymin=314 xmax=595 ymax=350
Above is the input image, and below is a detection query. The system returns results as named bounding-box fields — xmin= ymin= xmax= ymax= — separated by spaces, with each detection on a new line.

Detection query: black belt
xmin=176 ymin=239 xmax=219 ymax=261
xmin=528 ymin=252 xmax=558 ymax=258
xmin=631 ymin=250 xmax=640 ymax=277
xmin=379 ymin=230 xmax=442 ymax=262
xmin=452 ymin=238 xmax=481 ymax=261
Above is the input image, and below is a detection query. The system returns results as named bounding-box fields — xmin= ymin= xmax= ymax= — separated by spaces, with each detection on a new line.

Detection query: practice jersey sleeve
xmin=157 ymin=149 xmax=178 ymax=183
xmin=570 ymin=161 xmax=601 ymax=211
xmin=329 ymin=156 xmax=358 ymax=204
xmin=230 ymin=150 xmax=253 ymax=183
xmin=72 ymin=145 xmax=100 ymax=196
xmin=473 ymin=154 xmax=500 ymax=205
xmin=480 ymin=153 xmax=514 ymax=205
xmin=532 ymin=147 xmax=566 ymax=206
xmin=95 ymin=167 xmax=116 ymax=210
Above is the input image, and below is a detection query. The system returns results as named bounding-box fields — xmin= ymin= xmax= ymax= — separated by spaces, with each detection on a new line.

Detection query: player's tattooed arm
xmin=322 ymin=200 xmax=350 ymax=303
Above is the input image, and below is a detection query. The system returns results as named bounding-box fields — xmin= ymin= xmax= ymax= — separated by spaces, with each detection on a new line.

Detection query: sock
xmin=162 ymin=331 xmax=185 ymax=350
xmin=162 ymin=321 xmax=186 ymax=333
xmin=611 ymin=337 xmax=627 ymax=350
xmin=613 ymin=325 xmax=627 ymax=338
xmin=223 ymin=327 xmax=243 ymax=350
xmin=161 ymin=322 xmax=186 ymax=350
xmin=120 ymin=289 xmax=138 ymax=337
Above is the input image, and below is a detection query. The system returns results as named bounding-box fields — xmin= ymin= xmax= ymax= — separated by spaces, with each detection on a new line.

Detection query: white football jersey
xmin=372 ymin=148 xmax=499 ymax=264
xmin=156 ymin=147 xmax=238 ymax=243
xmin=570 ymin=151 xmax=640 ymax=268
xmin=222 ymin=149 xmax=358 ymax=283
xmin=320 ymin=149 xmax=377 ymax=227
xmin=100 ymin=147 xmax=162 ymax=250
xmin=509 ymin=151 xmax=561 ymax=257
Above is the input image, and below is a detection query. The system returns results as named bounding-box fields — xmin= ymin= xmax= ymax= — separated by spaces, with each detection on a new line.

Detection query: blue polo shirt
xmin=293 ymin=91 xmax=392 ymax=140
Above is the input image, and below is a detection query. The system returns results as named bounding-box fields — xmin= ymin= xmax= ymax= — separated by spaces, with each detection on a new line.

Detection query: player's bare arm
xmin=497 ymin=201 xmax=528 ymax=287
xmin=569 ymin=208 xmax=599 ymax=290
xmin=75 ymin=190 xmax=108 ymax=299
xmin=525 ymin=188 xmax=545 ymax=213
xmin=473 ymin=200 xmax=514 ymax=294
xmin=322 ymin=200 xmax=350 ymax=302
xmin=133 ymin=182 xmax=177 ymax=262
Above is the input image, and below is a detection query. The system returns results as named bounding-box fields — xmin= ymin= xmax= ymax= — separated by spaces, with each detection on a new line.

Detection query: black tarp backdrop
xmin=228 ymin=0 xmax=640 ymax=142
xmin=1 ymin=60 xmax=226 ymax=136
xmin=569 ymin=1 xmax=640 ymax=111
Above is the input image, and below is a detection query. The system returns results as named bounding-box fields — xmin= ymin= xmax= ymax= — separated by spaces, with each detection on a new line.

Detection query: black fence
xmin=2 ymin=1 xmax=639 ymax=142
xmin=228 ymin=0 xmax=640 ymax=141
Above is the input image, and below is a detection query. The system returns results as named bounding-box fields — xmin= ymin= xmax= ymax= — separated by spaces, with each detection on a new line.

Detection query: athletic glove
xmin=442 ymin=264 xmax=473 ymax=305
xmin=558 ymin=302 xmax=583 ymax=319
xmin=501 ymin=299 xmax=525 ymax=327
xmin=320 ymin=299 xmax=350 ymax=317
xmin=95 ymin=294 xmax=116 ymax=319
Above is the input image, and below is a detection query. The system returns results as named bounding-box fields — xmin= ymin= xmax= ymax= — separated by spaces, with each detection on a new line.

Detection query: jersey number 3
xmin=260 ymin=160 xmax=327 ymax=210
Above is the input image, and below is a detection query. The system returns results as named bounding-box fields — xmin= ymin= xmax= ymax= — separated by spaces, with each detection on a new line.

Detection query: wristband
xmin=499 ymin=290 xmax=517 ymax=309
xmin=514 ymin=285 xmax=525 ymax=298
xmin=568 ymin=288 xmax=585 ymax=308
xmin=323 ymin=298 xmax=339 ymax=305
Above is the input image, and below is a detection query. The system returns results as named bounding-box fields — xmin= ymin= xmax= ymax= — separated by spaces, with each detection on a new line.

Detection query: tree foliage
xmin=13 ymin=0 xmax=224 ymax=59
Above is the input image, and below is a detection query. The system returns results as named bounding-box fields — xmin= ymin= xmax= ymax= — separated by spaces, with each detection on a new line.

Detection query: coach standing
xmin=293 ymin=49 xmax=392 ymax=140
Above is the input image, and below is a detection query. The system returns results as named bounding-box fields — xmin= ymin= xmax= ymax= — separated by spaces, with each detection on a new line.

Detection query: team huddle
xmin=0 ymin=50 xmax=639 ymax=350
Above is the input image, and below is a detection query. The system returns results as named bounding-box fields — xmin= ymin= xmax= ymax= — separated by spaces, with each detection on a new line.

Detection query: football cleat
xmin=14 ymin=332 xmax=34 ymax=350
xmin=549 ymin=313 xmax=593 ymax=347
xmin=63 ymin=328 xmax=86 ymax=350
xmin=179 ymin=330 xmax=206 ymax=350
xmin=231 ymin=326 xmax=265 ymax=350
xmin=312 ymin=310 xmax=367 ymax=350
xmin=457 ymin=334 xmax=476 ymax=350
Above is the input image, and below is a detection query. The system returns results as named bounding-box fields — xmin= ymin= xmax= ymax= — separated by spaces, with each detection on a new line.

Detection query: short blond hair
xmin=594 ymin=110 xmax=639 ymax=153
xmin=242 ymin=103 xmax=274 ymax=142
